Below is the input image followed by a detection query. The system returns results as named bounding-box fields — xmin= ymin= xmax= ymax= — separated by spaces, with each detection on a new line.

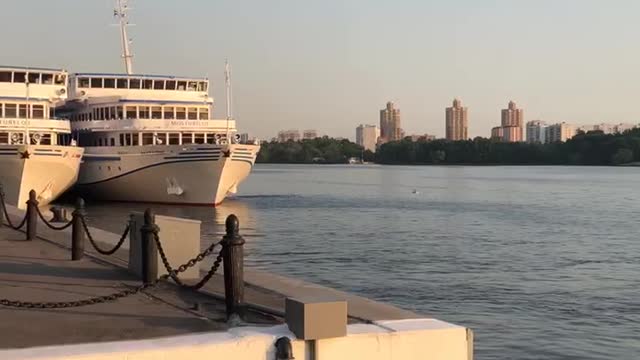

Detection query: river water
xmin=83 ymin=164 xmax=640 ymax=360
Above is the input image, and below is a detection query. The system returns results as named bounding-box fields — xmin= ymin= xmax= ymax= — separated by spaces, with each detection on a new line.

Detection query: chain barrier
xmin=0 ymin=274 xmax=170 ymax=309
xmin=35 ymin=206 xmax=73 ymax=231
xmin=0 ymin=187 xmax=27 ymax=230
xmin=153 ymin=232 xmax=224 ymax=290
xmin=81 ymin=215 xmax=130 ymax=255
xmin=0 ymin=208 xmax=225 ymax=308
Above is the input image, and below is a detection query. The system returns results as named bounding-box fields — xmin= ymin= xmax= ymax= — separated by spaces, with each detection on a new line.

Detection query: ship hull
xmin=75 ymin=144 xmax=259 ymax=206
xmin=0 ymin=145 xmax=84 ymax=209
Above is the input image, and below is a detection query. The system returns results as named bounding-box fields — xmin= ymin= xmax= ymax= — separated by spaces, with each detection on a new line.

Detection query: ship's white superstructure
xmin=61 ymin=72 xmax=259 ymax=205
xmin=0 ymin=66 xmax=83 ymax=209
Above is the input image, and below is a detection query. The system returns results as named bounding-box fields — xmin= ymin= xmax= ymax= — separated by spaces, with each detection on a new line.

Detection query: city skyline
xmin=4 ymin=1 xmax=640 ymax=140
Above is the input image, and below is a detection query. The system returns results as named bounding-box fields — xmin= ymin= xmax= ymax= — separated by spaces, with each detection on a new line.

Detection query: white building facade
xmin=356 ymin=124 xmax=380 ymax=152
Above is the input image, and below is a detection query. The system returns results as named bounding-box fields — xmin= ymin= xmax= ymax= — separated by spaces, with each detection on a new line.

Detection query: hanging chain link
xmin=35 ymin=206 xmax=73 ymax=231
xmin=0 ymin=274 xmax=170 ymax=309
xmin=0 ymin=186 xmax=27 ymax=230
xmin=152 ymin=231 xmax=224 ymax=290
xmin=81 ymin=215 xmax=130 ymax=255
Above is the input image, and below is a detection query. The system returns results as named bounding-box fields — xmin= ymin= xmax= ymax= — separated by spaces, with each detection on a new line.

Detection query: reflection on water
xmin=69 ymin=164 xmax=640 ymax=360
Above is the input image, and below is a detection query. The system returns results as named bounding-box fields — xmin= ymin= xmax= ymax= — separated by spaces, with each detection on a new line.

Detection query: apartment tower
xmin=445 ymin=98 xmax=468 ymax=141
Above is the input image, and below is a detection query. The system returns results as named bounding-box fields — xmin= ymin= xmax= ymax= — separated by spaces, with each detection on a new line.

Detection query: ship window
xmin=110 ymin=138 xmax=115 ymax=146
xmin=0 ymin=72 xmax=11 ymax=82
xmin=32 ymin=105 xmax=44 ymax=119
xmin=90 ymin=78 xmax=103 ymax=88
xmin=165 ymin=80 xmax=176 ymax=90
xmin=154 ymin=80 xmax=165 ymax=90
xmin=197 ymin=82 xmax=207 ymax=91
xmin=142 ymin=133 xmax=154 ymax=145
xmin=104 ymin=78 xmax=116 ymax=88
xmin=151 ymin=106 xmax=162 ymax=119
xmin=126 ymin=133 xmax=132 ymax=145
xmin=188 ymin=107 xmax=198 ymax=120
xmin=187 ymin=81 xmax=198 ymax=91
xmin=40 ymin=134 xmax=51 ymax=145
xmin=28 ymin=72 xmax=41 ymax=84
xmin=18 ymin=104 xmax=27 ymax=118
xmin=199 ymin=108 xmax=209 ymax=120
xmin=142 ymin=79 xmax=153 ymax=89
xmin=0 ymin=133 xmax=7 ymax=144
xmin=202 ymin=82 xmax=208 ymax=91
xmin=13 ymin=72 xmax=26 ymax=83
xmin=168 ymin=133 xmax=180 ymax=145
xmin=126 ymin=106 xmax=137 ymax=119
xmin=42 ymin=73 xmax=53 ymax=84
xmin=177 ymin=81 xmax=187 ymax=91
xmin=117 ymin=106 xmax=124 ymax=119
xmin=183 ymin=133 xmax=194 ymax=144
xmin=176 ymin=107 xmax=186 ymax=119
xmin=55 ymin=74 xmax=66 ymax=85
xmin=110 ymin=107 xmax=116 ymax=119
xmin=129 ymin=78 xmax=141 ymax=89
xmin=132 ymin=133 xmax=139 ymax=145
xmin=98 ymin=138 xmax=103 ymax=146
xmin=194 ymin=133 xmax=205 ymax=144
xmin=206 ymin=133 xmax=217 ymax=144
xmin=5 ymin=104 xmax=16 ymax=117
xmin=89 ymin=111 xmax=93 ymax=120
xmin=138 ymin=106 xmax=149 ymax=119
xmin=119 ymin=134 xmax=124 ymax=146
xmin=78 ymin=77 xmax=90 ymax=88
xmin=163 ymin=107 xmax=175 ymax=119
xmin=117 ymin=78 xmax=128 ymax=88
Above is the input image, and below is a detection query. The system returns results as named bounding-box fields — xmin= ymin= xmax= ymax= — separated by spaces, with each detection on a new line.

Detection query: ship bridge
xmin=68 ymin=73 xmax=213 ymax=104
xmin=0 ymin=66 xmax=68 ymax=101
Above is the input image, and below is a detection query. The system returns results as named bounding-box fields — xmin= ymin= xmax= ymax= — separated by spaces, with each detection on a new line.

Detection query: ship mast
xmin=225 ymin=60 xmax=232 ymax=141
xmin=114 ymin=0 xmax=134 ymax=74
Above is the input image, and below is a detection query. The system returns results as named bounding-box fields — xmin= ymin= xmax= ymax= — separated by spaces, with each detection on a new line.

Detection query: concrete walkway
xmin=0 ymin=204 xmax=419 ymax=349
xmin=0 ymin=225 xmax=278 ymax=349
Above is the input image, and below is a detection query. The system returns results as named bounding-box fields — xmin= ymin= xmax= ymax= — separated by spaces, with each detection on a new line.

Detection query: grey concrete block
xmin=285 ymin=296 xmax=347 ymax=340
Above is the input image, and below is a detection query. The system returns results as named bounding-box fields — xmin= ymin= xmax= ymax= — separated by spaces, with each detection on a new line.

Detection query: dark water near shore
xmin=83 ymin=164 xmax=640 ymax=360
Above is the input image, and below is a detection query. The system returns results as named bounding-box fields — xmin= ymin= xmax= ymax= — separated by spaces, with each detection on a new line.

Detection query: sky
xmin=3 ymin=0 xmax=640 ymax=140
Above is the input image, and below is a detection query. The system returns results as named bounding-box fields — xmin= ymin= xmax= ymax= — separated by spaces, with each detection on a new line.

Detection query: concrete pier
xmin=0 ymin=205 xmax=472 ymax=359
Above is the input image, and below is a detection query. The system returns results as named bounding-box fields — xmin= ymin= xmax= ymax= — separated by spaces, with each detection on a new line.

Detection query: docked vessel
xmin=57 ymin=0 xmax=259 ymax=206
xmin=0 ymin=66 xmax=83 ymax=209
xmin=60 ymin=72 xmax=259 ymax=205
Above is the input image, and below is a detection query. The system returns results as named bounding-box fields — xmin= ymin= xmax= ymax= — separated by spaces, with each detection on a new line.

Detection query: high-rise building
xmin=492 ymin=101 xmax=524 ymax=142
xmin=545 ymin=123 xmax=575 ymax=143
xmin=526 ymin=120 xmax=547 ymax=143
xmin=277 ymin=129 xmax=301 ymax=142
xmin=302 ymin=130 xmax=318 ymax=140
xmin=356 ymin=124 xmax=380 ymax=152
xmin=379 ymin=101 xmax=402 ymax=143
xmin=445 ymin=98 xmax=468 ymax=141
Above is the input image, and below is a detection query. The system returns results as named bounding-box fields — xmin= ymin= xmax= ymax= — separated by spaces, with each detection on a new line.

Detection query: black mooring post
xmin=140 ymin=209 xmax=158 ymax=284
xmin=222 ymin=214 xmax=246 ymax=318
xmin=25 ymin=190 xmax=38 ymax=241
xmin=71 ymin=198 xmax=86 ymax=261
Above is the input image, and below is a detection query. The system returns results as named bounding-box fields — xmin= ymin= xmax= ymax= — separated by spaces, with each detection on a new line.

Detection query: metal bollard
xmin=222 ymin=214 xmax=246 ymax=319
xmin=25 ymin=190 xmax=38 ymax=241
xmin=140 ymin=209 xmax=158 ymax=284
xmin=71 ymin=198 xmax=86 ymax=261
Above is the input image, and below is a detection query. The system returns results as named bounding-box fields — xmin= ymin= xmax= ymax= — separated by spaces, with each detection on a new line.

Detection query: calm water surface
xmin=85 ymin=164 xmax=640 ymax=360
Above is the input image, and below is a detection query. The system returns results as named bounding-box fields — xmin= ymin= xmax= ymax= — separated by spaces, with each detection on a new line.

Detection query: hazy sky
xmin=3 ymin=0 xmax=640 ymax=140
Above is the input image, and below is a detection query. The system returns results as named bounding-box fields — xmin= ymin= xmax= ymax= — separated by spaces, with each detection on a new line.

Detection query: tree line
xmin=257 ymin=129 xmax=640 ymax=165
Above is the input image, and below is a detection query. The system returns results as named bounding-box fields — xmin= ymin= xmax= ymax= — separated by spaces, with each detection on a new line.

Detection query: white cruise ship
xmin=0 ymin=66 xmax=83 ymax=209
xmin=59 ymin=72 xmax=259 ymax=206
